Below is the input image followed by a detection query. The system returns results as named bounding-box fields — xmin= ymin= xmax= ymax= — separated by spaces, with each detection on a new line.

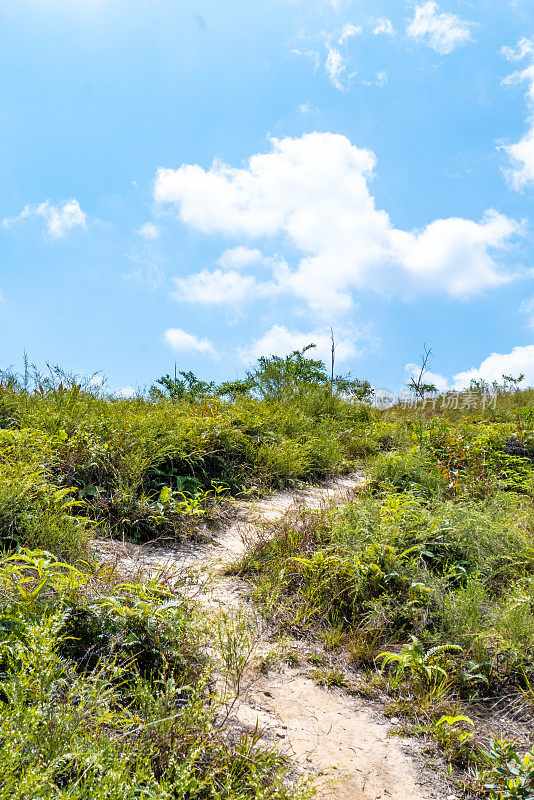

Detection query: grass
xmin=0 ymin=549 xmax=311 ymax=800
xmin=235 ymin=387 xmax=534 ymax=797
xmin=0 ymin=371 xmax=370 ymax=560
xmin=2 ymin=364 xmax=534 ymax=798
xmin=1 ymin=367 xmax=346 ymax=799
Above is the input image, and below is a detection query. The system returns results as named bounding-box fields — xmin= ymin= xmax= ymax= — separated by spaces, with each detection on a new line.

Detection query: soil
xmin=96 ymin=476 xmax=458 ymax=800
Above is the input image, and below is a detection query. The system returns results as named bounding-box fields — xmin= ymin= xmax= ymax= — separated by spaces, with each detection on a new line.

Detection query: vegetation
xmin=0 ymin=549 xmax=310 ymax=800
xmin=0 ymin=350 xmax=374 ymax=560
xmin=236 ymin=379 xmax=534 ymax=796
xmin=1 ymin=351 xmax=534 ymax=798
xmin=0 ymin=349 xmax=370 ymax=799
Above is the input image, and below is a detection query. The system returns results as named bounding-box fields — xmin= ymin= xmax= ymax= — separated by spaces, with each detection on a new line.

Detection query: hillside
xmin=1 ymin=362 xmax=533 ymax=799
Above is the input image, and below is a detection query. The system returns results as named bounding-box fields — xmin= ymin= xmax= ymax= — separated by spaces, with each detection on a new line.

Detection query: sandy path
xmin=97 ymin=477 xmax=452 ymax=800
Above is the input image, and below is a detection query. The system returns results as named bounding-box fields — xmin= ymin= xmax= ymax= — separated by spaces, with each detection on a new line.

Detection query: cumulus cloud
xmin=407 ymin=2 xmax=472 ymax=55
xmin=3 ymin=199 xmax=87 ymax=238
xmin=373 ymin=18 xmax=395 ymax=36
xmin=172 ymin=269 xmax=278 ymax=306
xmin=452 ymin=345 xmax=534 ymax=389
xmin=164 ymin=328 xmax=217 ymax=357
xmin=406 ymin=345 xmax=534 ymax=392
xmin=241 ymin=325 xmax=360 ymax=365
xmin=501 ymin=38 xmax=534 ymax=190
xmin=218 ymin=246 xmax=267 ymax=269
xmin=155 ymin=133 xmax=521 ymax=317
xmin=137 ymin=222 xmax=160 ymax=239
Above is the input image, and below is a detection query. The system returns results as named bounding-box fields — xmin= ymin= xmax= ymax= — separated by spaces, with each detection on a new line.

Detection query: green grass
xmin=240 ymin=491 xmax=534 ymax=679
xmin=2 ymin=369 xmax=534 ymax=798
xmin=1 ymin=375 xmax=346 ymax=799
xmin=0 ymin=378 xmax=369 ymax=559
xmin=234 ymin=387 xmax=534 ymax=796
xmin=0 ymin=550 xmax=311 ymax=800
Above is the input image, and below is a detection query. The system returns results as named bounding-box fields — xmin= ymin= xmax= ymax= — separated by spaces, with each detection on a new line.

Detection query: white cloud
xmin=164 ymin=328 xmax=217 ymax=357
xmin=292 ymin=28 xmax=360 ymax=92
xmin=323 ymin=25 xmax=361 ymax=90
xmin=452 ymin=345 xmax=534 ymax=389
xmin=117 ymin=385 xmax=136 ymax=399
xmin=41 ymin=200 xmax=86 ymax=238
xmin=137 ymin=222 xmax=160 ymax=239
xmin=172 ymin=269 xmax=277 ymax=305
xmin=407 ymin=345 xmax=534 ymax=392
xmin=325 ymin=44 xmax=346 ymax=90
xmin=502 ymin=38 xmax=534 ymax=64
xmin=241 ymin=325 xmax=360 ymax=365
xmin=155 ymin=133 xmax=521 ymax=317
xmin=407 ymin=2 xmax=472 ymax=55
xmin=362 ymin=70 xmax=388 ymax=87
xmin=3 ymin=199 xmax=86 ymax=238
xmin=218 ymin=246 xmax=266 ymax=269
xmin=338 ymin=23 xmax=362 ymax=45
xmin=373 ymin=18 xmax=395 ymax=36
xmin=405 ymin=363 xmax=450 ymax=393
xmin=501 ymin=39 xmax=534 ymax=190
xmin=298 ymin=102 xmax=319 ymax=115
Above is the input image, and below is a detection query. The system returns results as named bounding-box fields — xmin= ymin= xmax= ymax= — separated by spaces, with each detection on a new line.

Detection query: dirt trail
xmin=97 ymin=477 xmax=452 ymax=800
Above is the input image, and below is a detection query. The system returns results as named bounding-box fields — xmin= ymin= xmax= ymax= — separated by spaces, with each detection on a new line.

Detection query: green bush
xmin=0 ymin=551 xmax=308 ymax=800
xmin=239 ymin=488 xmax=534 ymax=687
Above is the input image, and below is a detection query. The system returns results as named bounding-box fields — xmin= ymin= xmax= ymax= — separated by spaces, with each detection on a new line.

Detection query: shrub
xmin=0 ymin=550 xmax=308 ymax=800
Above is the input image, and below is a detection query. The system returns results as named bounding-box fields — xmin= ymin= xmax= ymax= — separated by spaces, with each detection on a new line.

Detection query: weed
xmin=0 ymin=549 xmax=307 ymax=800
xmin=214 ymin=608 xmax=262 ymax=699
xmin=478 ymin=740 xmax=534 ymax=799
xmin=309 ymin=666 xmax=351 ymax=689
xmin=378 ymin=637 xmax=463 ymax=686
xmin=430 ymin=715 xmax=476 ymax=767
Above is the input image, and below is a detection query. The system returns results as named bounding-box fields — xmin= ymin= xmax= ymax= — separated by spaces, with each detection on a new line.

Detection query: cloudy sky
xmin=1 ymin=0 xmax=534 ymax=394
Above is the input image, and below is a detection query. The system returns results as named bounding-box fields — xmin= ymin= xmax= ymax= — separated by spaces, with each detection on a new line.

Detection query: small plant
xmin=378 ymin=636 xmax=462 ymax=686
xmin=478 ymin=739 xmax=534 ymax=799
xmin=306 ymin=652 xmax=326 ymax=666
xmin=310 ymin=666 xmax=351 ymax=689
xmin=157 ymin=483 xmax=230 ymax=517
xmin=321 ymin=624 xmax=344 ymax=650
xmin=430 ymin=715 xmax=475 ymax=766
xmin=214 ymin=608 xmax=262 ymax=699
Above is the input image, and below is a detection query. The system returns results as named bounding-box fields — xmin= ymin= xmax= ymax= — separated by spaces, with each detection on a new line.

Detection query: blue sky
xmin=1 ymin=0 xmax=534 ymax=395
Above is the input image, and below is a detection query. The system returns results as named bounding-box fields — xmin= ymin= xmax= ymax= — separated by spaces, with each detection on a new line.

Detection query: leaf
xmin=435 ymin=715 xmax=474 ymax=729
xmin=159 ymin=486 xmax=172 ymax=504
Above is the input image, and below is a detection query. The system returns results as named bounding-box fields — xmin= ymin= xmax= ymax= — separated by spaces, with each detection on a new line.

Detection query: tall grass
xmin=2 ymin=369 xmax=534 ymax=797
xmin=236 ymin=386 xmax=534 ymax=793
xmin=0 ymin=550 xmax=310 ymax=800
